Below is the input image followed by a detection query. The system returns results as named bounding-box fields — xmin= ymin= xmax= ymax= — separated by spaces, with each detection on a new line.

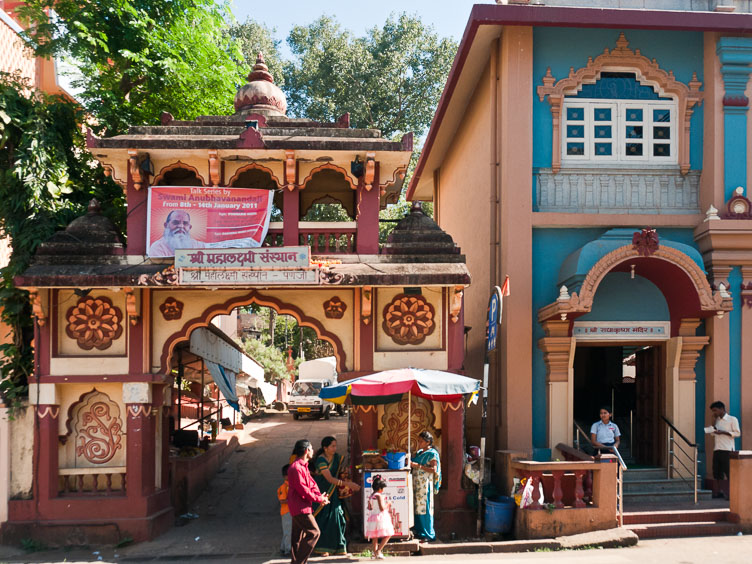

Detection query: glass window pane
xmin=625 ymin=143 xmax=643 ymax=156
xmin=626 ymin=126 xmax=643 ymax=139
xmin=567 ymin=143 xmax=585 ymax=156
xmin=653 ymin=144 xmax=671 ymax=157
xmin=594 ymin=125 xmax=612 ymax=138
xmin=567 ymin=125 xmax=585 ymax=138
xmin=653 ymin=109 xmax=671 ymax=122
xmin=626 ymin=108 xmax=643 ymax=122
xmin=653 ymin=126 xmax=670 ymax=140
xmin=594 ymin=108 xmax=612 ymax=121
xmin=595 ymin=143 xmax=612 ymax=156
xmin=567 ymin=107 xmax=585 ymax=121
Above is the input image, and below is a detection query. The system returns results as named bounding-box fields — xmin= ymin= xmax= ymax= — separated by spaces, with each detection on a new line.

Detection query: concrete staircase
xmin=622 ymin=467 xmax=740 ymax=539
xmin=624 ymin=508 xmax=740 ymax=539
xmin=622 ymin=467 xmax=711 ymax=505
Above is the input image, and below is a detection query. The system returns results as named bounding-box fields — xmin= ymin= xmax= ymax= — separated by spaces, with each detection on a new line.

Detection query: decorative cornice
xmin=208 ymin=150 xmax=220 ymax=186
xmin=717 ymin=37 xmax=752 ymax=108
xmin=537 ymin=33 xmax=702 ymax=175
xmin=450 ymin=286 xmax=463 ymax=323
xmin=285 ymin=150 xmax=296 ymax=191
xmin=379 ymin=166 xmax=407 ymax=198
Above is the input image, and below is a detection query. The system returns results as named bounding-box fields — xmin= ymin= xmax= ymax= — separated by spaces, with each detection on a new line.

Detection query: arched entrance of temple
xmin=538 ymin=229 xmax=733 ymax=465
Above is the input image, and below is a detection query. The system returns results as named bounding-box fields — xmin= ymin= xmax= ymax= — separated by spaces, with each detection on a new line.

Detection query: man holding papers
xmin=705 ymin=401 xmax=741 ymax=499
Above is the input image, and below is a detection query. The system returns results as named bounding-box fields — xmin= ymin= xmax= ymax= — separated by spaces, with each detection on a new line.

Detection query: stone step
xmin=622 ymin=468 xmax=671 ymax=481
xmin=623 ymin=489 xmax=713 ymax=505
xmin=623 ymin=479 xmax=699 ymax=493
xmin=623 ymin=508 xmax=731 ymax=525
xmin=624 ymin=520 xmax=741 ymax=539
xmin=349 ymin=540 xmax=419 ymax=556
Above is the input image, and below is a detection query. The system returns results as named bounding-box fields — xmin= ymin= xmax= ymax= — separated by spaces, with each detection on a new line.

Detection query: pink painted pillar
xmin=447 ymin=289 xmax=465 ymax=372
xmin=126 ymin=404 xmax=156 ymax=499
xmin=126 ymin=163 xmax=148 ymax=255
xmin=440 ymin=400 xmax=466 ymax=508
xmin=36 ymin=405 xmax=60 ymax=501
xmin=283 ymin=187 xmax=300 ymax=247
xmin=356 ymin=166 xmax=380 ymax=254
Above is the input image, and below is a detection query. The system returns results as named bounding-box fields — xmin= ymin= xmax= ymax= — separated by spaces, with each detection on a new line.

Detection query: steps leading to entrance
xmin=623 ymin=509 xmax=740 ymax=539
xmin=622 ymin=467 xmax=711 ymax=504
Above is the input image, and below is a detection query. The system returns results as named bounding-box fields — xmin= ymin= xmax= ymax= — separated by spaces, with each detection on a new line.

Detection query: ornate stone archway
xmin=159 ymin=289 xmax=347 ymax=374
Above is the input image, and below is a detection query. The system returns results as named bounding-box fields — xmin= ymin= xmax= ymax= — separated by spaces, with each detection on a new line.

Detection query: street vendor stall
xmin=320 ymin=368 xmax=480 ymax=540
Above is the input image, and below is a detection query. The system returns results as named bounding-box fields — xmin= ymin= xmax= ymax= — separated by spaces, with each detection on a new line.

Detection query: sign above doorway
xmin=573 ymin=321 xmax=670 ymax=341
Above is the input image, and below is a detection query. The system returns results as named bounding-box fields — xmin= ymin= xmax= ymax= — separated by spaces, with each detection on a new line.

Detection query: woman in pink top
xmin=287 ymin=439 xmax=329 ymax=564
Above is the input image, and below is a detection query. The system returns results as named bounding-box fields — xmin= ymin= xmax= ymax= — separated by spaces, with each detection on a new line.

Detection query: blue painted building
xmin=408 ymin=2 xmax=752 ymax=495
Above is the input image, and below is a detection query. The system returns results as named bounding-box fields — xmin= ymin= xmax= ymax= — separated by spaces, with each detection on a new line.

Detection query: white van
xmin=288 ymin=356 xmax=342 ymax=420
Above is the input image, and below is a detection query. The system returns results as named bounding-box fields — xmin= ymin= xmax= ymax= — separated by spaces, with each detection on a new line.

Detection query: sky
xmin=231 ymin=0 xmax=480 ymax=57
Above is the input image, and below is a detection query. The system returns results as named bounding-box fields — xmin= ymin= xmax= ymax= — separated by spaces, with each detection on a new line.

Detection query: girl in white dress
xmin=365 ymin=475 xmax=394 ymax=559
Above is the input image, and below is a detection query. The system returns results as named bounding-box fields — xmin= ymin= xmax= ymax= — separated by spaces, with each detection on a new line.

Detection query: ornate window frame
xmin=537 ymin=33 xmax=702 ymax=175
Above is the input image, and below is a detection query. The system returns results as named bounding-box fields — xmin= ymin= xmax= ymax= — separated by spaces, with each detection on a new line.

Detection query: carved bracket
xmin=128 ymin=150 xmax=153 ymax=190
xmin=285 ymin=150 xmax=296 ymax=191
xmin=450 ymin=286 xmax=463 ymax=323
xmin=208 ymin=150 xmax=220 ymax=186
xmin=741 ymin=281 xmax=752 ymax=309
xmin=380 ymin=166 xmax=407 ymax=198
xmin=364 ymin=152 xmax=376 ymax=191
xmin=28 ymin=288 xmax=47 ymax=326
xmin=537 ymin=33 xmax=703 ymax=175
xmin=361 ymin=286 xmax=372 ymax=325
xmin=124 ymin=287 xmax=139 ymax=326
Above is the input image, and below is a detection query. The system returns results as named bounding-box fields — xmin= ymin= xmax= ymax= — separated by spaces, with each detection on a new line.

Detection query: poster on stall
xmin=146 ymin=186 xmax=274 ymax=257
xmin=363 ymin=470 xmax=413 ymax=538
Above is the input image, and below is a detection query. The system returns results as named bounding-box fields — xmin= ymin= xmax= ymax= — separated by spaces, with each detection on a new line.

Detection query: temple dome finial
xmin=234 ymin=52 xmax=287 ymax=117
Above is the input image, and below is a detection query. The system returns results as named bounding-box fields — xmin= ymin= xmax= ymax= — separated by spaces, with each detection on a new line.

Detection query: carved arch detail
xmin=65 ymin=389 xmax=124 ymax=466
xmin=577 ymin=245 xmax=719 ymax=312
xmin=299 ymin=163 xmax=358 ymax=191
xmin=152 ymin=161 xmax=206 ymax=186
xmin=537 ymin=33 xmax=703 ymax=175
xmin=159 ymin=290 xmax=347 ymax=374
xmin=227 ymin=162 xmax=282 ymax=188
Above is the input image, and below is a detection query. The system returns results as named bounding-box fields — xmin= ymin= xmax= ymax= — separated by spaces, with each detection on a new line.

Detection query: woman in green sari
xmin=311 ymin=436 xmax=360 ymax=556
xmin=410 ymin=430 xmax=441 ymax=541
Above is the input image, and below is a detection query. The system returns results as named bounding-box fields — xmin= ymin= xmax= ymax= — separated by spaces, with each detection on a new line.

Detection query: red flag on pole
xmin=501 ymin=275 xmax=510 ymax=297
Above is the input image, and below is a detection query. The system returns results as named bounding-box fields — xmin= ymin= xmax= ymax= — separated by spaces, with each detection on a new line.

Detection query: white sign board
xmin=573 ymin=321 xmax=670 ymax=341
xmin=179 ymin=268 xmax=318 ymax=285
xmin=362 ymin=469 xmax=414 ymax=539
xmin=175 ymin=247 xmax=309 ymax=269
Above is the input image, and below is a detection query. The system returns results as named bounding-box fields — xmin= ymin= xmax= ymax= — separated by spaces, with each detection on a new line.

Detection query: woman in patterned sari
xmin=410 ymin=430 xmax=441 ymax=541
xmin=311 ymin=436 xmax=360 ymax=556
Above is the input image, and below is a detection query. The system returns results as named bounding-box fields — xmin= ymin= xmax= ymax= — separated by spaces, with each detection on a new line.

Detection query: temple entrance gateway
xmin=573 ymin=341 xmax=664 ymax=466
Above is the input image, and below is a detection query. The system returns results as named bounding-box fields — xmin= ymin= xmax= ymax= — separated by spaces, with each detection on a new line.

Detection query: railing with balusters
xmin=58 ymin=466 xmax=126 ymax=496
xmin=263 ymin=222 xmax=357 ymax=254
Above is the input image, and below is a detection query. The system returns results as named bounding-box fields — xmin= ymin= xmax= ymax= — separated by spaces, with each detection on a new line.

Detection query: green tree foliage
xmin=227 ymin=19 xmax=285 ymax=87
xmin=284 ymin=14 xmax=456 ymax=138
xmin=0 ymin=73 xmax=124 ymax=406
xmin=242 ymin=337 xmax=289 ymax=383
xmin=18 ymin=0 xmax=242 ymax=135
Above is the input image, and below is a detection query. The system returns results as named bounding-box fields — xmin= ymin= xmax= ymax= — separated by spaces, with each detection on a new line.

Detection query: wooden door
xmin=634 ymin=346 xmax=663 ymax=466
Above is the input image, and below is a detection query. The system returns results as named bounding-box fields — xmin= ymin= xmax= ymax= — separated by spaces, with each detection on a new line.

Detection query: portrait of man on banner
xmin=146 ymin=186 xmax=274 ymax=258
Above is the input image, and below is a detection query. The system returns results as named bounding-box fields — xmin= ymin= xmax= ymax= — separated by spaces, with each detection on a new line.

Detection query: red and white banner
xmin=146 ymin=186 xmax=274 ymax=257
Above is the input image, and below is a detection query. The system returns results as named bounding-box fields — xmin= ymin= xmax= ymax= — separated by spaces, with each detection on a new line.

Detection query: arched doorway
xmin=538 ymin=229 xmax=732 ymax=461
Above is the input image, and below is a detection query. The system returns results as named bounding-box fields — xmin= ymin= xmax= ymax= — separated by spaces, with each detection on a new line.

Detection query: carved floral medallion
xmin=68 ymin=389 xmax=124 ymax=465
xmin=632 ymin=228 xmax=659 ymax=257
xmin=382 ymin=294 xmax=435 ymax=345
xmin=66 ymin=296 xmax=124 ymax=351
xmin=323 ymin=296 xmax=347 ymax=319
xmin=159 ymin=297 xmax=184 ymax=320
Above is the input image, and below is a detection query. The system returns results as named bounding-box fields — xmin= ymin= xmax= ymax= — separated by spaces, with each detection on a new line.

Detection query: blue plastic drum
xmin=484 ymin=495 xmax=515 ymax=534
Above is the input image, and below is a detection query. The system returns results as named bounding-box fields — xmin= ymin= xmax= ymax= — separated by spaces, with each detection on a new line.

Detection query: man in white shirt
xmin=707 ymin=401 xmax=741 ymax=499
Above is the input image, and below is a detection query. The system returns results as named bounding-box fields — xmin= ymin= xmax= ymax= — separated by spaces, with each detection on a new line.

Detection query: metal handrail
xmin=661 ymin=415 xmax=696 ymax=447
xmin=662 ymin=416 xmax=699 ymax=504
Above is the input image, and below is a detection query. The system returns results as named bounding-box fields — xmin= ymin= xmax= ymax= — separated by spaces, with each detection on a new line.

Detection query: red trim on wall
xmin=407 ymin=4 xmax=752 ymax=200
xmin=38 ymin=289 xmax=51 ymax=377
xmin=356 ymin=166 xmax=380 ymax=254
xmin=129 ymin=294 xmax=144 ymax=375
xmin=158 ymin=290 xmax=348 ymax=374
xmin=127 ymin=162 xmax=148 ymax=255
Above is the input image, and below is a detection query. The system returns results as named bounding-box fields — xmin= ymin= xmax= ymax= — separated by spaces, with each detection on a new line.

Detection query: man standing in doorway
xmin=707 ymin=401 xmax=741 ymax=499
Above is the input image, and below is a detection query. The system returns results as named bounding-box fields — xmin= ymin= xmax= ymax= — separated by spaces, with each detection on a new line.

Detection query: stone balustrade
xmin=58 ymin=466 xmax=127 ymax=496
